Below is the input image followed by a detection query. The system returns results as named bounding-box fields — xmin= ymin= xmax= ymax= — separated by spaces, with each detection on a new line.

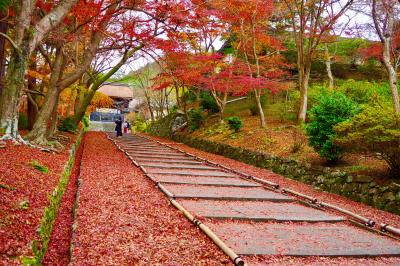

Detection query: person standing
xmin=115 ymin=117 xmax=122 ymax=137
xmin=126 ymin=121 xmax=131 ymax=133
xmin=123 ymin=121 xmax=128 ymax=134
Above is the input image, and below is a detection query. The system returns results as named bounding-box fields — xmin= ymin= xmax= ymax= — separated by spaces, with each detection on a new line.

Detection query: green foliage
xmin=188 ymin=109 xmax=205 ymax=132
xmin=336 ymin=79 xmax=397 ymax=104
xmin=305 ymin=92 xmax=359 ymax=162
xmin=335 ymin=103 xmax=400 ymax=178
xmin=146 ymin=113 xmax=178 ymax=137
xmin=132 ymin=116 xmax=147 ymax=132
xmin=30 ymin=160 xmax=49 ymax=174
xmin=18 ymin=113 xmax=29 ymax=130
xmin=0 ymin=0 xmax=11 ymax=11
xmin=82 ymin=115 xmax=90 ymax=131
xmin=58 ymin=117 xmax=78 ymax=132
xmin=225 ymin=116 xmax=243 ymax=132
xmin=200 ymin=91 xmax=219 ymax=114
xmin=291 ymin=85 xmax=328 ymax=111
xmin=204 ymin=123 xmax=230 ymax=136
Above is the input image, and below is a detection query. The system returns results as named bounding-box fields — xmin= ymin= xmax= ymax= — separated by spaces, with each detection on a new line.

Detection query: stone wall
xmin=171 ymin=134 xmax=400 ymax=215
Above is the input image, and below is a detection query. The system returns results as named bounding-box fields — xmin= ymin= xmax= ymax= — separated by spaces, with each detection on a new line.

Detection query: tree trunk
xmin=254 ymin=89 xmax=266 ymax=128
xmin=325 ymin=43 xmax=334 ymax=90
xmin=219 ymin=91 xmax=228 ymax=123
xmin=382 ymin=40 xmax=400 ymax=114
xmin=0 ymin=49 xmax=27 ymax=139
xmin=27 ymin=48 xmax=64 ymax=145
xmin=27 ymin=53 xmax=38 ymax=130
xmin=26 ymin=84 xmax=61 ymax=145
xmin=0 ymin=11 xmax=7 ymax=95
xmin=297 ymin=65 xmax=310 ymax=123
xmin=71 ymin=89 xmax=96 ymax=125
xmin=47 ymin=98 xmax=59 ymax=138
xmin=27 ymin=94 xmax=38 ymax=130
xmin=143 ymin=89 xmax=154 ymax=121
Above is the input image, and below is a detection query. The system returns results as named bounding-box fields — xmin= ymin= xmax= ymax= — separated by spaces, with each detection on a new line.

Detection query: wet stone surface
xmin=135 ymin=158 xmax=203 ymax=164
xmin=128 ymin=154 xmax=191 ymax=160
xmin=179 ymin=200 xmax=345 ymax=222
xmin=147 ymin=169 xmax=239 ymax=177
xmin=207 ymin=222 xmax=400 ymax=256
xmin=162 ymin=184 xmax=293 ymax=201
xmin=142 ymin=163 xmax=218 ymax=170
xmin=151 ymin=175 xmax=261 ymax=187
xmin=126 ymin=150 xmax=183 ymax=156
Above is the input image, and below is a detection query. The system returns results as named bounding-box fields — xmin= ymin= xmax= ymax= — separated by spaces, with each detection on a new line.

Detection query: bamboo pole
xmin=319 ymin=201 xmax=375 ymax=227
xmin=282 ymin=188 xmax=317 ymax=203
xmin=380 ymin=224 xmax=400 ymax=236
xmin=169 ymin=199 xmax=246 ymax=266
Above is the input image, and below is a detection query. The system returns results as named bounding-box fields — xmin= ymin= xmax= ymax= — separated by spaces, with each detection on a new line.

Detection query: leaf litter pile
xmin=144 ymin=134 xmax=400 ymax=265
xmin=0 ymin=134 xmax=75 ymax=264
xmin=70 ymin=132 xmax=229 ymax=265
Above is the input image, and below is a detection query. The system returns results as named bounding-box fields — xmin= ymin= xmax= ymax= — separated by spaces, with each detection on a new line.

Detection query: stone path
xmin=111 ymin=134 xmax=400 ymax=258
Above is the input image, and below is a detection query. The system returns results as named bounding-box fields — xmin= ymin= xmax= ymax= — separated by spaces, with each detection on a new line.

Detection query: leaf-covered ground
xmin=0 ymin=134 xmax=75 ymax=265
xmin=70 ymin=132 xmax=229 ymax=265
xmin=145 ymin=133 xmax=400 ymax=265
xmin=42 ymin=135 xmax=84 ymax=265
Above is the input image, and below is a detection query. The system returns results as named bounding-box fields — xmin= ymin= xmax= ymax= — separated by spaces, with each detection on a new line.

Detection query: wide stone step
xmin=179 ymin=200 xmax=344 ymax=222
xmin=207 ymin=221 xmax=400 ymax=256
xmin=143 ymin=164 xmax=217 ymax=170
xmin=135 ymin=159 xmax=202 ymax=165
xmin=161 ymin=184 xmax=293 ymax=201
xmin=124 ymin=148 xmax=174 ymax=153
xmin=152 ymin=175 xmax=261 ymax=187
xmin=148 ymin=169 xmax=238 ymax=178
xmin=127 ymin=151 xmax=186 ymax=157
xmin=129 ymin=154 xmax=192 ymax=160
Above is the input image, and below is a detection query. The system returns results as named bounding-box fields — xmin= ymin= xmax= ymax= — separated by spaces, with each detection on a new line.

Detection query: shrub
xmin=146 ymin=113 xmax=178 ymax=137
xmin=188 ymin=109 xmax=204 ymax=132
xmin=58 ymin=117 xmax=78 ymax=132
xmin=132 ymin=116 xmax=147 ymax=132
xmin=200 ymin=91 xmax=219 ymax=114
xmin=335 ymin=79 xmax=395 ymax=104
xmin=305 ymin=92 xmax=359 ymax=162
xmin=335 ymin=103 xmax=400 ymax=178
xmin=225 ymin=116 xmax=243 ymax=132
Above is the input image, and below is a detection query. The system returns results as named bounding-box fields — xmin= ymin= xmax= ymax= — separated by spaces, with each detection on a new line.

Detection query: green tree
xmin=335 ymin=103 xmax=400 ymax=178
xmin=305 ymin=92 xmax=358 ymax=162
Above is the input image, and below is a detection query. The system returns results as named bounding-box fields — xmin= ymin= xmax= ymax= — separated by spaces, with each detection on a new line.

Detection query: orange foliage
xmin=87 ymin=91 xmax=114 ymax=113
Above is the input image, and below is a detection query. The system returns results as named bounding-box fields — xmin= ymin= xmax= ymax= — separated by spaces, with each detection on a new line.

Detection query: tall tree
xmin=282 ymin=0 xmax=354 ymax=122
xmin=0 ymin=0 xmax=78 ymax=140
xmin=371 ymin=0 xmax=400 ymax=114
xmin=0 ymin=9 xmax=8 ymax=96
xmin=26 ymin=1 xmax=121 ymax=145
xmin=216 ymin=0 xmax=287 ymax=127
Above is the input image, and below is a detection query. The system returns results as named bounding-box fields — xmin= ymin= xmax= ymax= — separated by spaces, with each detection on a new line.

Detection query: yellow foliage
xmin=87 ymin=91 xmax=113 ymax=113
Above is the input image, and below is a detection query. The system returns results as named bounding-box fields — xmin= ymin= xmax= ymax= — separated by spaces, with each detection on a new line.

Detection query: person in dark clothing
xmin=115 ymin=118 xmax=123 ymax=137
